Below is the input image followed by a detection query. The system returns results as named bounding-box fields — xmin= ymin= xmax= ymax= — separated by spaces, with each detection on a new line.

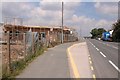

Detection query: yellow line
xmin=88 ymin=55 xmax=96 ymax=80
xmin=67 ymin=46 xmax=80 ymax=78
xmin=89 ymin=57 xmax=91 ymax=60
xmin=91 ymin=66 xmax=94 ymax=70
xmin=89 ymin=61 xmax=92 ymax=64
xmin=92 ymin=74 xmax=96 ymax=80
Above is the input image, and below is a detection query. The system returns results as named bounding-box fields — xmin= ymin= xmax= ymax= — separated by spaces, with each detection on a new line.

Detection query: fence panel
xmin=1 ymin=32 xmax=43 ymax=77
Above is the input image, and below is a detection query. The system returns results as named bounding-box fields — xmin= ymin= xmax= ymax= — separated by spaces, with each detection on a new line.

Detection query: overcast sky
xmin=1 ymin=0 xmax=118 ymax=36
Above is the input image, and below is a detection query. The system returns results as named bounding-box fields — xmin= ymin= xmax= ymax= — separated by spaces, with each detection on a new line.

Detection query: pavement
xmin=17 ymin=43 xmax=73 ymax=78
xmin=67 ymin=42 xmax=93 ymax=78
xmin=86 ymin=39 xmax=118 ymax=78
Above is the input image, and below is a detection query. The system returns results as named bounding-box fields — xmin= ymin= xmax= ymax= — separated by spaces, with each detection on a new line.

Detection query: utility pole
xmin=61 ymin=2 xmax=64 ymax=44
xmin=79 ymin=27 xmax=81 ymax=40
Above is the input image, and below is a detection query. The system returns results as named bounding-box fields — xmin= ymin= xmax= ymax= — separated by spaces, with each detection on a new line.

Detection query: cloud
xmin=96 ymin=19 xmax=111 ymax=27
xmin=0 ymin=2 xmax=2 ymax=23
xmin=65 ymin=14 xmax=115 ymax=36
xmin=2 ymin=2 xmax=34 ymax=18
xmin=93 ymin=0 xmax=119 ymax=2
xmin=25 ymin=2 xmax=80 ymax=26
xmin=40 ymin=2 xmax=61 ymax=11
xmin=1 ymin=0 xmax=42 ymax=2
xmin=1 ymin=2 xmax=117 ymax=36
xmin=27 ymin=7 xmax=62 ymax=26
xmin=64 ymin=2 xmax=80 ymax=10
xmin=40 ymin=0 xmax=81 ymax=2
xmin=94 ymin=2 xmax=118 ymax=15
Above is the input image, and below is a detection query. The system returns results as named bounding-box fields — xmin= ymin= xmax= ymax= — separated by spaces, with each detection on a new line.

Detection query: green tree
xmin=97 ymin=28 xmax=106 ymax=38
xmin=90 ymin=28 xmax=106 ymax=38
xmin=90 ymin=28 xmax=98 ymax=38
xmin=112 ymin=19 xmax=120 ymax=42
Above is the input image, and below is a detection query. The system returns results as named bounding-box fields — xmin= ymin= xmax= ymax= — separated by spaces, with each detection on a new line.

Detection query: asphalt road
xmin=86 ymin=39 xmax=119 ymax=78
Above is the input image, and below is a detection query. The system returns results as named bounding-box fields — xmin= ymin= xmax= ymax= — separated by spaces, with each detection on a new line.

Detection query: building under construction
xmin=1 ymin=23 xmax=78 ymax=68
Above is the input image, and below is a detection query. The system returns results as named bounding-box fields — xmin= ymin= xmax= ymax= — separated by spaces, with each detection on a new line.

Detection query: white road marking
xmin=109 ymin=60 xmax=120 ymax=72
xmin=89 ymin=41 xmax=107 ymax=58
xmin=89 ymin=40 xmax=120 ymax=75
xmin=96 ymin=48 xmax=99 ymax=51
xmin=93 ymin=45 xmax=96 ymax=48
xmin=105 ymin=44 xmax=118 ymax=49
xmin=112 ymin=46 xmax=118 ymax=49
xmin=90 ymin=42 xmax=94 ymax=46
xmin=100 ymin=52 xmax=106 ymax=57
xmin=89 ymin=41 xmax=95 ymax=47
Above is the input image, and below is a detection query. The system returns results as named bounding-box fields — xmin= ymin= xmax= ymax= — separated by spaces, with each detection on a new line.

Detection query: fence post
xmin=7 ymin=31 xmax=11 ymax=74
xmin=32 ymin=33 xmax=34 ymax=54
xmin=23 ymin=33 xmax=26 ymax=59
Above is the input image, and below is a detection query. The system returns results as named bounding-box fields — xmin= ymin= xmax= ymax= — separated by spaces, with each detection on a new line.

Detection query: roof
xmin=26 ymin=26 xmax=52 ymax=29
xmin=4 ymin=24 xmax=73 ymax=31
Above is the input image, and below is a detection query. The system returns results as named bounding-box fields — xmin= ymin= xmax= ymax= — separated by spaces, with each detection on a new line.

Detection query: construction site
xmin=0 ymin=17 xmax=78 ymax=78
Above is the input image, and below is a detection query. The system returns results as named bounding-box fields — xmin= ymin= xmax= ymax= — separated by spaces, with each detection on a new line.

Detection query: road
xmin=86 ymin=39 xmax=119 ymax=78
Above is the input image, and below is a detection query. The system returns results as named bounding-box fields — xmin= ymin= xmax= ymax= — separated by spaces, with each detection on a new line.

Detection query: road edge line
xmin=67 ymin=45 xmax=80 ymax=78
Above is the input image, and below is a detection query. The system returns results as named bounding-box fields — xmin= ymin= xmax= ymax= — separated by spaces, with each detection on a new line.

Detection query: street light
xmin=61 ymin=2 xmax=64 ymax=44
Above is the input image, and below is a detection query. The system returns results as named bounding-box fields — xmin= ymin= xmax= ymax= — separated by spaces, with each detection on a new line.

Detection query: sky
xmin=0 ymin=0 xmax=119 ymax=36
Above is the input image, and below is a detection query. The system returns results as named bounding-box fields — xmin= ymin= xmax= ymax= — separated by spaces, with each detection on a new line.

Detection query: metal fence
xmin=1 ymin=30 xmax=78 ymax=78
xmin=1 ymin=32 xmax=44 ymax=77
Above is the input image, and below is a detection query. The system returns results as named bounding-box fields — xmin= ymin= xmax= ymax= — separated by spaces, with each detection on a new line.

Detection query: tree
xmin=90 ymin=28 xmax=98 ymax=38
xmin=97 ymin=28 xmax=106 ymax=38
xmin=90 ymin=28 xmax=106 ymax=39
xmin=112 ymin=19 xmax=120 ymax=42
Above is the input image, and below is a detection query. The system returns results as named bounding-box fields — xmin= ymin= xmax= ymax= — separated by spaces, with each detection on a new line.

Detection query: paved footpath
xmin=17 ymin=42 xmax=74 ymax=78
xmin=68 ymin=42 xmax=93 ymax=78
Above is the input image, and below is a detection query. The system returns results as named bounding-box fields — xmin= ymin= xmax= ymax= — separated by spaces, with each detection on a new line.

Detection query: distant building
xmin=3 ymin=24 xmax=78 ymax=43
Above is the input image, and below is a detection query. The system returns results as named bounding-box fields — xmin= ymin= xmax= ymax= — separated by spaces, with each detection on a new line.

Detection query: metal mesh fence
xmin=1 ymin=32 xmax=44 ymax=77
xmin=1 ymin=30 xmax=78 ymax=78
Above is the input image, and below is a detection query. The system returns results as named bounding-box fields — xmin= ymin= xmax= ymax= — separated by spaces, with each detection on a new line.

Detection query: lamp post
xmin=61 ymin=2 xmax=64 ymax=44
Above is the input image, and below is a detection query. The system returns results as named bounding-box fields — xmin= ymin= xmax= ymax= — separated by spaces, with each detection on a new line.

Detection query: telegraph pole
xmin=79 ymin=27 xmax=81 ymax=40
xmin=61 ymin=2 xmax=64 ymax=43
